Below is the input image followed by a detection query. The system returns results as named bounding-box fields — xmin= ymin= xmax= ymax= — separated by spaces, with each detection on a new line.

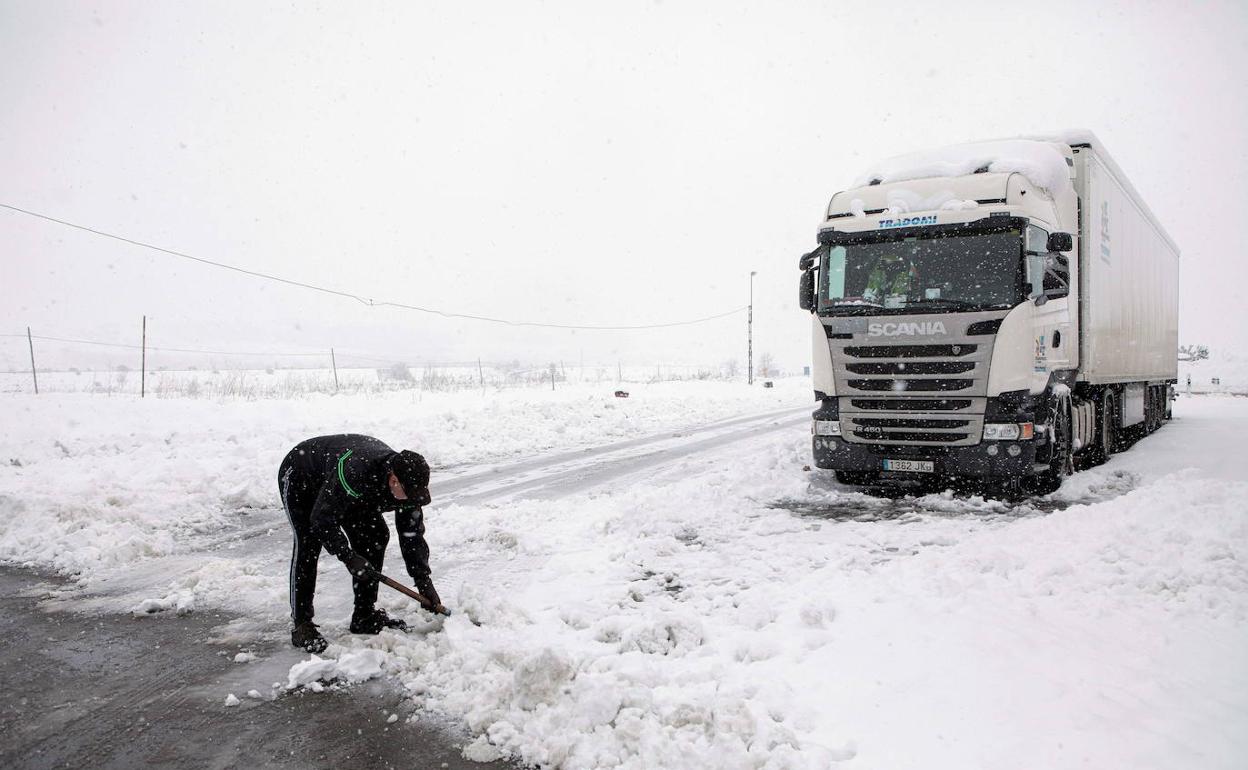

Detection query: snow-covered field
xmin=1 ymin=382 xmax=1246 ymax=769
xmin=1179 ymin=350 xmax=1248 ymax=395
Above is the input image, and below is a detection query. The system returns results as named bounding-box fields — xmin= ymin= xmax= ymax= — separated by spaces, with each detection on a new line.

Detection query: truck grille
xmin=827 ymin=320 xmax=1001 ymax=447
xmin=844 ymin=344 xmax=977 ymax=358
xmin=847 ymin=378 xmax=974 ymax=392
xmin=842 ymin=413 xmax=978 ymax=445
xmin=849 ymin=398 xmax=973 ymax=411
xmin=845 ymin=361 xmax=976 ymax=375
xmin=850 ymin=428 xmax=972 ymax=443
xmin=853 ymin=418 xmax=971 ymax=429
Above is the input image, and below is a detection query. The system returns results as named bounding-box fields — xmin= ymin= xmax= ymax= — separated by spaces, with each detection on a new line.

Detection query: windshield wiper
xmin=904 ymin=297 xmax=980 ymax=310
xmin=825 ymin=302 xmax=882 ymax=313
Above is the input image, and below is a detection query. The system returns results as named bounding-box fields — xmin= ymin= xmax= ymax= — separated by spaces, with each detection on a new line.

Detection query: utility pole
xmin=747 ymin=271 xmax=757 ymax=385
xmin=26 ymin=326 xmax=38 ymax=395
xmin=330 ymin=348 xmax=340 ymax=391
xmin=140 ymin=315 xmax=147 ymax=398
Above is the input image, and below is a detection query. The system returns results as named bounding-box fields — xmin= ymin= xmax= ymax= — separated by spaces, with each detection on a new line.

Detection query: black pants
xmin=279 ymin=466 xmax=389 ymax=623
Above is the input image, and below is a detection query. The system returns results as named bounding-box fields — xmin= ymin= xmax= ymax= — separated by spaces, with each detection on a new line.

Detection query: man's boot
xmin=349 ymin=607 xmax=409 ymax=634
xmin=292 ymin=620 xmax=328 ymax=653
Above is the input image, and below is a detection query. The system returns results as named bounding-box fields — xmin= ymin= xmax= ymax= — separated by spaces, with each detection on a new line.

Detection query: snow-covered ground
xmin=1179 ymin=349 xmax=1248 ymax=395
xmin=1 ymin=382 xmax=1246 ymax=769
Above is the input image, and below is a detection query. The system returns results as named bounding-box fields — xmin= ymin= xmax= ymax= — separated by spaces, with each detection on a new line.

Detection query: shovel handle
xmin=375 ymin=571 xmax=451 ymax=616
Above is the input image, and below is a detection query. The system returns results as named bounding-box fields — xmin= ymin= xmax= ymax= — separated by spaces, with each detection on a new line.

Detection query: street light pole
xmin=748 ymin=271 xmax=757 ymax=385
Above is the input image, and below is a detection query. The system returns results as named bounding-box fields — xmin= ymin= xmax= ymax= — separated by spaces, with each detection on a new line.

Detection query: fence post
xmin=140 ymin=315 xmax=147 ymax=398
xmin=550 ymin=362 xmax=557 ymax=391
xmin=477 ymin=357 xmax=484 ymax=387
xmin=330 ymin=348 xmax=340 ymax=392
xmin=26 ymin=326 xmax=38 ymax=395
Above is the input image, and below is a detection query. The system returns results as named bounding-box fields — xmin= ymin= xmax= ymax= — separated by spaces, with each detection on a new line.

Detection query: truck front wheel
xmin=1029 ymin=398 xmax=1073 ymax=494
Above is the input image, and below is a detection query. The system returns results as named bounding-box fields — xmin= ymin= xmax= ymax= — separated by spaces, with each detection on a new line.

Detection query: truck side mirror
xmin=799 ymin=269 xmax=816 ymax=311
xmin=1047 ymin=232 xmax=1073 ymax=252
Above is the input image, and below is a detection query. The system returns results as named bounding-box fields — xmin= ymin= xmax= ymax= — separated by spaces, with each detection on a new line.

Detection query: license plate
xmin=882 ymin=459 xmax=934 ymax=473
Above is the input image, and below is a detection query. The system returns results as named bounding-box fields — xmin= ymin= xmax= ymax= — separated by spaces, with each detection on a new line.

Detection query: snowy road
xmin=2 ymin=385 xmax=1246 ymax=769
xmin=433 ymin=405 xmax=809 ymax=504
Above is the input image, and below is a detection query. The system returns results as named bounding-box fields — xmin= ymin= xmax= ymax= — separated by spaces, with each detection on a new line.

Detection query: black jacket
xmin=281 ymin=434 xmax=431 ymax=579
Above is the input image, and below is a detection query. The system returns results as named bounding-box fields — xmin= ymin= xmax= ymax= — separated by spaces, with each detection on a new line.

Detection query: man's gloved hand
xmin=414 ymin=576 xmax=443 ymax=611
xmin=343 ymin=552 xmax=376 ymax=579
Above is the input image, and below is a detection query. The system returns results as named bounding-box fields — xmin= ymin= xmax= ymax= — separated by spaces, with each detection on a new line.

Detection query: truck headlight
xmin=983 ymin=422 xmax=1034 ymax=440
xmin=813 ymin=420 xmax=842 ymax=436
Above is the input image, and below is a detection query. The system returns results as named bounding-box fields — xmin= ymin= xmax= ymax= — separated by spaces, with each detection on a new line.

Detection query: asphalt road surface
xmin=0 ymin=569 xmax=516 ymax=770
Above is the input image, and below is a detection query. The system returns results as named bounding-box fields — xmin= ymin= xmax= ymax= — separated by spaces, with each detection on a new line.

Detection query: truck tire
xmin=1090 ymin=390 xmax=1117 ymax=465
xmin=1029 ymin=397 xmax=1073 ymax=494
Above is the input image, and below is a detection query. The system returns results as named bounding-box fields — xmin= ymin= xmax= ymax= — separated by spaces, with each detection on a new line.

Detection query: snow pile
xmin=131 ymin=588 xmax=195 ymax=616
xmin=286 ymin=649 xmax=389 ymax=689
xmin=853 ymin=139 xmax=1071 ymax=193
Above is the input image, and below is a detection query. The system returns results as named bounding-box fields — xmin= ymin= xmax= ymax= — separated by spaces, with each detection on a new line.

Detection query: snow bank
xmin=853 ymin=139 xmax=1071 ymax=193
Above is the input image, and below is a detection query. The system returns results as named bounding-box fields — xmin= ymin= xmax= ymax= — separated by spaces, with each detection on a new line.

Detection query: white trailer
xmin=1074 ymin=136 xmax=1180 ymax=420
xmin=797 ymin=131 xmax=1179 ymax=491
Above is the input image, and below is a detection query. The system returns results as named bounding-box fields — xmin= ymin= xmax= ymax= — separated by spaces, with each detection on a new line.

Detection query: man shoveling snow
xmin=278 ymin=434 xmax=445 ymax=653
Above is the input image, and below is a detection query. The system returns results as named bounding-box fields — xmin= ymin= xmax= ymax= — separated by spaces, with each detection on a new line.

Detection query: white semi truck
xmin=797 ymin=132 xmax=1179 ymax=491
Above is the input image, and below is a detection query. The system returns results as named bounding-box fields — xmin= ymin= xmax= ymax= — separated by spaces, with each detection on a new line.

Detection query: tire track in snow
xmin=434 ymin=408 xmax=809 ymax=505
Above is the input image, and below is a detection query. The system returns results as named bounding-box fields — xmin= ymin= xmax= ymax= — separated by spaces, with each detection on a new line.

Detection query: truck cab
xmin=798 ymin=136 xmax=1177 ymax=492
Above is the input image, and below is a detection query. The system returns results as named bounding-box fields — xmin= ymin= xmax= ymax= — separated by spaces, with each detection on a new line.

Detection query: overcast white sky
xmin=2 ymin=1 xmax=1246 ymax=373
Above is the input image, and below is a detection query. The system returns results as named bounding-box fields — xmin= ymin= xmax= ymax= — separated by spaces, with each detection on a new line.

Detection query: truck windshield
xmin=818 ymin=230 xmax=1023 ymax=315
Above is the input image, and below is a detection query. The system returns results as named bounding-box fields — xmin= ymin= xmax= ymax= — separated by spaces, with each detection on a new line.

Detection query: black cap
xmin=389 ymin=450 xmax=430 ymax=494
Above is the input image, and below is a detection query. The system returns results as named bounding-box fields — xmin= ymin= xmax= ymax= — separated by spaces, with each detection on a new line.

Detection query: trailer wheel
xmin=1030 ymin=397 xmax=1073 ymax=494
xmin=1148 ymin=387 xmax=1164 ymax=432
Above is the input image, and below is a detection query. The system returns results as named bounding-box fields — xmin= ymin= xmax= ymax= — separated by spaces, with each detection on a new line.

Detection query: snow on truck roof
xmin=851 ymin=130 xmax=1178 ymax=252
xmin=852 ymin=137 xmax=1073 ymax=193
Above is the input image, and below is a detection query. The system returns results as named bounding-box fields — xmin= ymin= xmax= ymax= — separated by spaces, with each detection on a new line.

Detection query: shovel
xmin=373 ymin=569 xmax=451 ymax=616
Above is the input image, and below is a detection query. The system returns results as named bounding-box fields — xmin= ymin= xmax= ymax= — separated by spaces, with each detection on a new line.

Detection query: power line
xmin=0 ymin=203 xmax=746 ymax=330
xmin=0 ymin=332 xmax=324 ymax=357
xmin=3 ymin=331 xmax=512 ymax=368
xmin=2 ymin=331 xmax=719 ymax=372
